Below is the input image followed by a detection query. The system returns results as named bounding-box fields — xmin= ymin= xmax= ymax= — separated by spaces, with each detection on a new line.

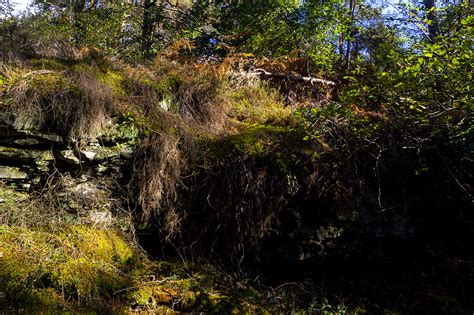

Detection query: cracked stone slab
xmin=0 ymin=146 xmax=54 ymax=164
xmin=0 ymin=166 xmax=28 ymax=179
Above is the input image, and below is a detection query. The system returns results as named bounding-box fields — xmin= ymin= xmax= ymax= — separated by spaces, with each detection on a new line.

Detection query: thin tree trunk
xmin=120 ymin=0 xmax=133 ymax=41
xmin=345 ymin=0 xmax=356 ymax=67
xmin=423 ymin=0 xmax=439 ymax=41
xmin=337 ymin=0 xmax=345 ymax=61
xmin=142 ymin=0 xmax=156 ymax=58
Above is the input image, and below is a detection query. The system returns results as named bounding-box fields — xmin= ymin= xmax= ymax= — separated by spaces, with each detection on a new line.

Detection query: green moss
xmin=29 ymin=71 xmax=71 ymax=91
xmin=157 ymin=73 xmax=182 ymax=92
xmin=27 ymin=58 xmax=69 ymax=71
xmin=97 ymin=70 xmax=124 ymax=95
xmin=0 ymin=225 xmax=140 ymax=311
xmin=0 ymin=223 xmax=314 ymax=313
xmin=197 ymin=292 xmax=231 ymax=312
xmin=70 ymin=61 xmax=100 ymax=75
xmin=122 ymin=261 xmax=269 ymax=313
xmin=205 ymin=123 xmax=308 ymax=167
xmin=226 ymin=125 xmax=292 ymax=156
xmin=0 ymin=74 xmax=6 ymax=86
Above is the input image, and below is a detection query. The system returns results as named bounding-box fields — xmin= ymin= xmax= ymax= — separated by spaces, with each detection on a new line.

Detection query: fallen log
xmin=252 ymin=68 xmax=336 ymax=86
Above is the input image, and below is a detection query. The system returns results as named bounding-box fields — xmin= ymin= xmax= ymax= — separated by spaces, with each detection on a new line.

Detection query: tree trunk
xmin=423 ymin=0 xmax=439 ymax=41
xmin=120 ymin=0 xmax=133 ymax=41
xmin=142 ymin=0 xmax=156 ymax=58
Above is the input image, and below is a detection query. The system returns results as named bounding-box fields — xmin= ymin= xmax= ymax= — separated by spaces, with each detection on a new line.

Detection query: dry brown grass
xmin=175 ymin=72 xmax=224 ymax=126
xmin=66 ymin=71 xmax=116 ymax=142
xmin=0 ymin=182 xmax=57 ymax=227
xmin=4 ymin=67 xmax=117 ymax=144
xmin=129 ymin=133 xmax=185 ymax=238
xmin=121 ymin=65 xmax=161 ymax=111
xmin=119 ymin=59 xmax=230 ymax=138
xmin=153 ymin=60 xmax=229 ymax=133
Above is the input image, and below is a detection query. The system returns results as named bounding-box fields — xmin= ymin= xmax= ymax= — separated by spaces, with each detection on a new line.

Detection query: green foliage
xmin=337 ymin=1 xmax=473 ymax=166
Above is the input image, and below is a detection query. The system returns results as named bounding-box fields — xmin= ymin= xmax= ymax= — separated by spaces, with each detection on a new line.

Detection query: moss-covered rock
xmin=79 ymin=145 xmax=133 ymax=163
xmin=97 ymin=120 xmax=140 ymax=146
xmin=0 ymin=146 xmax=54 ymax=165
xmin=0 ymin=166 xmax=28 ymax=180
xmin=0 ymin=124 xmax=63 ymax=145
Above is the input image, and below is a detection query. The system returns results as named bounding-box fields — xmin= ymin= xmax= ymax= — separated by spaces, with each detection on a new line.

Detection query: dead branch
xmin=113 ymin=276 xmax=175 ymax=295
xmin=22 ymin=70 xmax=55 ymax=78
xmin=252 ymin=68 xmax=336 ymax=86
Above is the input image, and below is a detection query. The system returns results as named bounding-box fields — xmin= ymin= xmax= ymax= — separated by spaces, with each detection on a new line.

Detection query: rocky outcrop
xmin=1 ymin=108 xmax=471 ymax=277
xmin=0 ymin=111 xmax=137 ymax=225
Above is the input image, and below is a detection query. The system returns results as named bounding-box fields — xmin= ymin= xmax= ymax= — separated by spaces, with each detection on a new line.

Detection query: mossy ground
xmin=0 ymin=186 xmax=283 ymax=312
xmin=0 ymin=224 xmax=303 ymax=313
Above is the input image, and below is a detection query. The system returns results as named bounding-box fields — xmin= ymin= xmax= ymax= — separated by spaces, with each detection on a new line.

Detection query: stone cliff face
xmin=0 ymin=107 xmax=470 ymax=274
xmin=0 ymin=109 xmax=412 ymax=264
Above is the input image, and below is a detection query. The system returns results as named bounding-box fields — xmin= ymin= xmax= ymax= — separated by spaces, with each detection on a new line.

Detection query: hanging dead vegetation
xmin=183 ymin=157 xmax=297 ymax=264
xmin=157 ymin=61 xmax=229 ymax=133
xmin=5 ymin=68 xmax=117 ymax=144
xmin=129 ymin=132 xmax=186 ymax=238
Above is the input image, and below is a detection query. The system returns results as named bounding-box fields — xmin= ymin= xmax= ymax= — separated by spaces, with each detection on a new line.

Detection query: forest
xmin=0 ymin=0 xmax=472 ymax=313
